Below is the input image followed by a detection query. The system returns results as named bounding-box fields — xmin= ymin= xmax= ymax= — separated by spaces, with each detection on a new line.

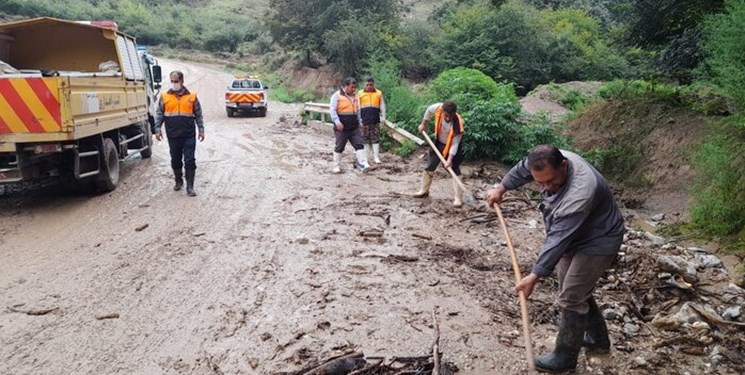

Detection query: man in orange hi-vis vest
xmin=154 ymin=71 xmax=205 ymax=197
xmin=329 ymin=77 xmax=370 ymax=173
xmin=357 ymin=77 xmax=386 ymax=164
xmin=412 ymin=101 xmax=465 ymax=207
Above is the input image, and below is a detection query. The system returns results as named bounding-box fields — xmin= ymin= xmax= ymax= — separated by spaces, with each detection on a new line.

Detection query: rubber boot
xmin=372 ymin=143 xmax=381 ymax=164
xmin=535 ymin=309 xmax=587 ymax=373
xmin=332 ymin=152 xmax=342 ymax=174
xmin=173 ymin=168 xmax=183 ymax=191
xmin=185 ymin=169 xmax=197 ymax=197
xmin=355 ymin=149 xmax=370 ymax=172
xmin=583 ymin=297 xmax=611 ymax=353
xmin=364 ymin=144 xmax=372 ymax=162
xmin=452 ymin=177 xmax=464 ymax=207
xmin=413 ymin=171 xmax=433 ymax=198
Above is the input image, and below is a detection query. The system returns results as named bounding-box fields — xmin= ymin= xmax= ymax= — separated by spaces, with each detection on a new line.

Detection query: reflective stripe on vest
xmin=434 ymin=105 xmax=465 ymax=157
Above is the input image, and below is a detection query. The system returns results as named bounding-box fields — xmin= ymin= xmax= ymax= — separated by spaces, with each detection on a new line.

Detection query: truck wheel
xmin=226 ymin=108 xmax=235 ymax=118
xmin=139 ymin=122 xmax=153 ymax=159
xmin=96 ymin=138 xmax=120 ymax=192
xmin=259 ymin=108 xmax=267 ymax=117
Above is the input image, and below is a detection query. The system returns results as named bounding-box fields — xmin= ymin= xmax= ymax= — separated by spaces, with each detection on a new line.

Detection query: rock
xmin=651 ymin=213 xmax=666 ymax=222
xmin=633 ymin=356 xmax=647 ymax=367
xmin=661 ymin=243 xmax=675 ymax=250
xmin=658 ymin=256 xmax=698 ymax=283
xmin=528 ymin=219 xmax=538 ymax=229
xmin=602 ymin=308 xmax=618 ymax=320
xmin=723 ymin=283 xmax=745 ymax=297
xmin=296 ymin=237 xmax=309 ymax=245
xmin=722 ymin=306 xmax=741 ymax=321
xmin=623 ymin=323 xmax=640 ymax=336
xmin=645 ymin=232 xmax=666 ymax=246
xmin=688 ymin=246 xmax=708 ymax=253
xmin=692 ymin=251 xmax=724 ymax=269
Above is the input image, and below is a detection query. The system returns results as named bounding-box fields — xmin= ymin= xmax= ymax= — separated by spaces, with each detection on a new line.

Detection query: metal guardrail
xmin=303 ymin=102 xmax=425 ymax=146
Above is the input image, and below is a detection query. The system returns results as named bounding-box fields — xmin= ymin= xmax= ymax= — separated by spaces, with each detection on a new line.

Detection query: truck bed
xmin=0 ymin=75 xmax=147 ymax=146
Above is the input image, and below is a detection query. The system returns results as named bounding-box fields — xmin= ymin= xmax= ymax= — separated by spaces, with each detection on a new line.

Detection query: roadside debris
xmin=95 ymin=313 xmax=120 ymax=320
xmin=283 ymin=310 xmax=458 ymax=375
xmin=8 ymin=305 xmax=59 ymax=316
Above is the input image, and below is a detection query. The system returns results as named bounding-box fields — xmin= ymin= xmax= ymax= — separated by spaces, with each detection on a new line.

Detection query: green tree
xmin=323 ymin=18 xmax=376 ymax=76
xmin=267 ymin=0 xmax=402 ymax=66
xmin=691 ymin=0 xmax=745 ymax=239
xmin=701 ymin=0 xmax=745 ymax=110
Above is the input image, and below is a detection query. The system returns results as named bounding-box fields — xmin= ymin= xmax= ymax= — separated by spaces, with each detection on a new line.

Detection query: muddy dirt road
xmin=2 ymin=60 xmax=741 ymax=375
xmin=0 ymin=60 xmax=536 ymax=374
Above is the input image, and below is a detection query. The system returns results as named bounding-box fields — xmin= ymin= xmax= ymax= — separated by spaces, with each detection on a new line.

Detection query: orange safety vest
xmin=163 ymin=91 xmax=197 ymax=117
xmin=335 ymin=90 xmax=359 ymax=128
xmin=162 ymin=90 xmax=198 ymax=137
xmin=359 ymin=89 xmax=383 ymax=125
xmin=434 ymin=105 xmax=465 ymax=157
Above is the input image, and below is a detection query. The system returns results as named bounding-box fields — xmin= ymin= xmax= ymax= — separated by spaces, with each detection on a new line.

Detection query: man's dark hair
xmin=343 ymin=77 xmax=357 ymax=86
xmin=442 ymin=100 xmax=457 ymax=115
xmin=169 ymin=70 xmax=184 ymax=82
xmin=527 ymin=145 xmax=566 ymax=171
xmin=365 ymin=77 xmax=374 ymax=83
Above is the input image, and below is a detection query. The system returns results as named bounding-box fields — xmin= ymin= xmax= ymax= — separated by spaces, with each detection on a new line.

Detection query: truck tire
xmin=139 ymin=122 xmax=153 ymax=159
xmin=226 ymin=108 xmax=235 ymax=118
xmin=96 ymin=138 xmax=120 ymax=192
xmin=259 ymin=108 xmax=267 ymax=117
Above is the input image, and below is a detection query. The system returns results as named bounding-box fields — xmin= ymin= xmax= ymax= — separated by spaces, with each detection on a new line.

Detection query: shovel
xmin=493 ymin=202 xmax=536 ymax=372
xmin=419 ymin=131 xmax=476 ymax=206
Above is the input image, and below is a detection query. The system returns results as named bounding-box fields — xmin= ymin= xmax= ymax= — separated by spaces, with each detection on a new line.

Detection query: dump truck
xmin=0 ymin=17 xmax=162 ymax=192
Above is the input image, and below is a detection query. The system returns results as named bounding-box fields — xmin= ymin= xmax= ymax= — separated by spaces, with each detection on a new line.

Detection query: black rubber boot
xmin=185 ymin=169 xmax=197 ymax=196
xmin=173 ymin=168 xmax=183 ymax=191
xmin=535 ymin=309 xmax=587 ymax=373
xmin=583 ymin=297 xmax=610 ymax=353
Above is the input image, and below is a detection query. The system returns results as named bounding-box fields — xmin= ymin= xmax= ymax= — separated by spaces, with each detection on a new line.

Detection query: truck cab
xmin=225 ymin=76 xmax=268 ymax=117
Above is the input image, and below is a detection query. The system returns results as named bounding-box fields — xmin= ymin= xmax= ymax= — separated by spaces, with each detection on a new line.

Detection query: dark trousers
xmin=168 ymin=136 xmax=197 ymax=171
xmin=556 ymin=253 xmax=616 ymax=313
xmin=334 ymin=127 xmax=364 ymax=153
xmin=425 ymin=140 xmax=463 ymax=175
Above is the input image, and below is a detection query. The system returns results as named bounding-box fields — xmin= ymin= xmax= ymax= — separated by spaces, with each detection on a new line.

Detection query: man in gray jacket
xmin=486 ymin=145 xmax=625 ymax=373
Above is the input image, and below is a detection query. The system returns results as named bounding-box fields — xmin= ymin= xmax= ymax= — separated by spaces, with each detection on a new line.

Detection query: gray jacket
xmin=501 ymin=150 xmax=625 ymax=277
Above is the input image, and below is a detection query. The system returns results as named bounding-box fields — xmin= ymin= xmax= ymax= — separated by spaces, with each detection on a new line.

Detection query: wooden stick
xmin=420 ymin=131 xmax=467 ymax=192
xmin=493 ymin=202 xmax=536 ymax=372
xmin=431 ymin=309 xmax=441 ymax=375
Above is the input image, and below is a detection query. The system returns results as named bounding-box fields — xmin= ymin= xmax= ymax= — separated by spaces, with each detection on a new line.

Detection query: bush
xmin=598 ymin=80 xmax=681 ymax=103
xmin=365 ymin=58 xmax=430 ymax=134
xmin=394 ymin=139 xmax=418 ymax=158
xmin=504 ymin=114 xmax=570 ymax=164
xmin=690 ymin=117 xmax=745 ymax=237
xmin=701 ymin=0 xmax=745 ymax=111
xmin=431 ymin=68 xmax=504 ymax=104
xmin=562 ymin=90 xmax=589 ymax=111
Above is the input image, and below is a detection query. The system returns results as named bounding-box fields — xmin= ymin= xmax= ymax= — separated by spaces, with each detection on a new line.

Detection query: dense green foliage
xmin=690 ymin=0 xmax=745 ymax=239
xmin=0 ymin=0 xmax=265 ymax=52
xmin=690 ymin=127 xmax=745 ymax=237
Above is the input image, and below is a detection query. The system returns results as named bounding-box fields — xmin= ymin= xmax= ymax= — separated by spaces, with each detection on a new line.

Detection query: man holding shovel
xmin=486 ymin=145 xmax=625 ymax=373
xmin=412 ymin=101 xmax=465 ymax=207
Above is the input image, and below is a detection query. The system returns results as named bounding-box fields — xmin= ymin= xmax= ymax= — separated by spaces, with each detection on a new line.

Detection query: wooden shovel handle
xmin=420 ymin=131 xmax=467 ymax=192
xmin=493 ymin=202 xmax=536 ymax=372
